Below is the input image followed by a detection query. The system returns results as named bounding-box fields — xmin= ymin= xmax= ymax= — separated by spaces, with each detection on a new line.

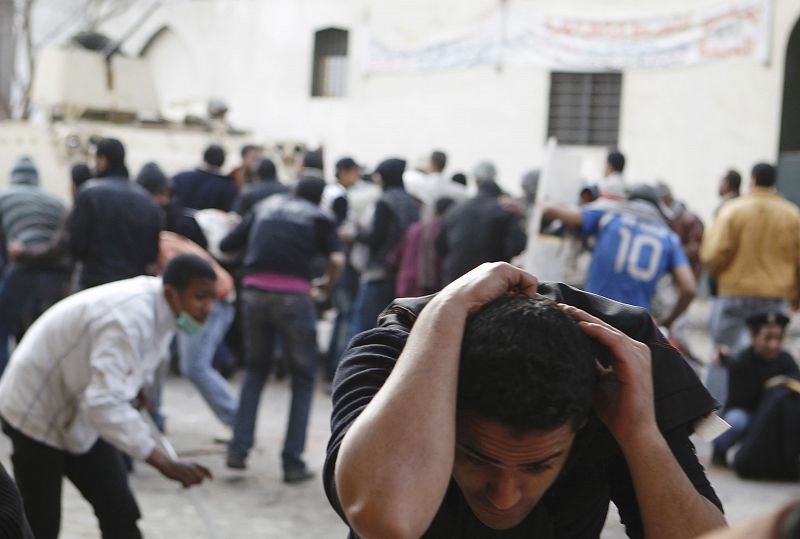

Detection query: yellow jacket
xmin=701 ymin=188 xmax=800 ymax=299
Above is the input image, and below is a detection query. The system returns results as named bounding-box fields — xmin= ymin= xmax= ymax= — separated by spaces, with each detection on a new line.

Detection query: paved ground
xmin=2 ymin=300 xmax=798 ymax=538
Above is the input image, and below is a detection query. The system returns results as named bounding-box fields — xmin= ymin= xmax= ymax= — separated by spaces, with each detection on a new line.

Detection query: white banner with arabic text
xmin=365 ymin=0 xmax=772 ymax=73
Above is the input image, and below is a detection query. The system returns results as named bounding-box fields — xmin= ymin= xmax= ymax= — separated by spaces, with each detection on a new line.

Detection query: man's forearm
xmin=621 ymin=427 xmax=726 ymax=539
xmin=663 ymin=290 xmax=694 ymax=328
xmin=335 ymin=297 xmax=467 ymax=538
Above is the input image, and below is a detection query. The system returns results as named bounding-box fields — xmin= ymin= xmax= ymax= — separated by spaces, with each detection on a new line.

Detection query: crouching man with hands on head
xmin=324 ymin=262 xmax=727 ymax=538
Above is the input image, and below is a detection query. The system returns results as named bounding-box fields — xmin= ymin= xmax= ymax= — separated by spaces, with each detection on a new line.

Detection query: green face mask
xmin=176 ymin=312 xmax=205 ymax=335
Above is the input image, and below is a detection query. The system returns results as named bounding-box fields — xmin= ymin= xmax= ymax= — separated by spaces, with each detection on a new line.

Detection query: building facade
xmin=9 ymin=0 xmax=800 ymax=220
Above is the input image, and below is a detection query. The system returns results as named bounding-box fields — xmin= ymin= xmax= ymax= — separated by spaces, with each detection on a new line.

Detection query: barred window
xmin=311 ymin=28 xmax=348 ymax=98
xmin=547 ymin=72 xmax=622 ymax=146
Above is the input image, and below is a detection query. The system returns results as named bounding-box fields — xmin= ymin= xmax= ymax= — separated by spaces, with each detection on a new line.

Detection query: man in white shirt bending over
xmin=0 ymin=253 xmax=216 ymax=539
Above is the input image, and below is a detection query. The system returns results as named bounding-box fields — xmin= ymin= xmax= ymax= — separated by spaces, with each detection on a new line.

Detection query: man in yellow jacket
xmin=700 ymin=162 xmax=800 ymax=404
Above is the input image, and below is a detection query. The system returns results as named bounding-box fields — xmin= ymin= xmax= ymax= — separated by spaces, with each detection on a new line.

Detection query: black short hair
xmin=162 ymin=254 xmax=217 ymax=291
xmin=451 ymin=172 xmax=467 ymax=186
xmin=71 ymin=163 xmax=92 ymax=189
xmin=240 ymin=144 xmax=262 ymax=158
xmin=751 ymin=163 xmax=776 ymax=188
xmin=256 ymin=158 xmax=277 ymax=180
xmin=203 ymin=144 xmax=226 ymax=168
xmin=95 ymin=138 xmax=128 ymax=177
xmin=458 ymin=296 xmax=595 ymax=432
xmin=296 ymin=177 xmax=326 ymax=205
xmin=95 ymin=138 xmax=125 ymax=166
xmin=136 ymin=162 xmax=170 ymax=195
xmin=430 ymin=150 xmax=447 ymax=172
xmin=302 ymin=149 xmax=324 ymax=171
xmin=607 ymin=151 xmax=625 ymax=173
xmin=724 ymin=169 xmax=742 ymax=193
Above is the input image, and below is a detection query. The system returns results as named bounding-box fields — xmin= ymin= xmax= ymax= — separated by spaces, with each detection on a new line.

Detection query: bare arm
xmin=146 ymin=447 xmax=212 ymax=488
xmin=325 ymin=251 xmax=345 ymax=286
xmin=335 ymin=263 xmax=539 ymax=539
xmin=660 ymin=264 xmax=697 ymax=329
xmin=541 ymin=202 xmax=584 ymax=228
xmin=563 ymin=306 xmax=726 ymax=539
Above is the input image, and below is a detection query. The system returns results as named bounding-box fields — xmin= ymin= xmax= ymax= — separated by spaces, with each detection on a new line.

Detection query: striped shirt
xmin=0 ymin=185 xmax=65 ymax=248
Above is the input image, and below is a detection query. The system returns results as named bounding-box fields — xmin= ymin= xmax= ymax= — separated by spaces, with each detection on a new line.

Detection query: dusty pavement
xmin=1 ymin=300 xmax=797 ymax=538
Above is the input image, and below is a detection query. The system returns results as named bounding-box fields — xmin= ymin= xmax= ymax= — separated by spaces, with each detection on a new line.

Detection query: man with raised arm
xmin=324 ymin=262 xmax=726 ymax=538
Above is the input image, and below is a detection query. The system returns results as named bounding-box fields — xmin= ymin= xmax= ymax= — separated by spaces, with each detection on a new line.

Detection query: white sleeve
xmin=82 ymin=321 xmax=156 ymax=460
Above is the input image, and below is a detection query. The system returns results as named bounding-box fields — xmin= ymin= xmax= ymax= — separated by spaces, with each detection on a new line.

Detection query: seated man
xmin=712 ymin=310 xmax=799 ymax=467
xmin=324 ymin=263 xmax=726 ymax=538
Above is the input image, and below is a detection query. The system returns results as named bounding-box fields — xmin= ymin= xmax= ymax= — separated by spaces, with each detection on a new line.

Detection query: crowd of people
xmin=0 ymin=137 xmax=796 ymax=538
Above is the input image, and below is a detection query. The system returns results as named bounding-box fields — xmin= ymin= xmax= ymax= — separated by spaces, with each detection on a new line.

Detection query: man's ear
xmin=163 ymin=284 xmax=181 ymax=313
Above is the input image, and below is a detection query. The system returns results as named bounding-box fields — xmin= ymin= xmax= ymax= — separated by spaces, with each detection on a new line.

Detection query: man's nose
xmin=485 ymin=471 xmax=521 ymax=511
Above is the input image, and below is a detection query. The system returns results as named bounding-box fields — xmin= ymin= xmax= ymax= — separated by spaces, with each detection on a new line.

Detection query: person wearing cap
xmin=219 ymin=177 xmax=345 ymax=480
xmin=711 ymin=309 xmax=799 ymax=467
xmin=701 ymin=163 xmax=800 ymax=405
xmin=232 ymin=157 xmax=288 ymax=217
xmin=0 ymin=156 xmax=69 ymax=372
xmin=542 ymin=183 xmax=696 ymax=327
xmin=171 ymin=144 xmax=237 ymax=212
xmin=67 ymin=138 xmax=163 ymax=290
xmin=436 ymin=161 xmax=527 ymax=284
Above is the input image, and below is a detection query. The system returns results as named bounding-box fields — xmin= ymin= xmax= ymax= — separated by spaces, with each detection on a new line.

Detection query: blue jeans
xmin=706 ymin=296 xmax=787 ymax=404
xmin=348 ymin=278 xmax=396 ymax=341
xmin=713 ymin=408 xmax=752 ymax=455
xmin=177 ymin=300 xmax=239 ymax=426
xmin=230 ymin=289 xmax=319 ymax=469
xmin=0 ymin=266 xmax=69 ymax=373
xmin=326 ymin=264 xmax=359 ymax=378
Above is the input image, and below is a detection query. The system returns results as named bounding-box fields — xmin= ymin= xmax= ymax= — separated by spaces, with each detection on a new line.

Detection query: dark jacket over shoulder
xmin=172 ymin=168 xmax=237 ymax=212
xmin=324 ymin=284 xmax=722 ymax=538
xmin=437 ymin=192 xmax=527 ymax=283
xmin=220 ymin=194 xmax=341 ymax=281
xmin=233 ymin=179 xmax=289 ymax=216
xmin=68 ymin=177 xmax=162 ymax=289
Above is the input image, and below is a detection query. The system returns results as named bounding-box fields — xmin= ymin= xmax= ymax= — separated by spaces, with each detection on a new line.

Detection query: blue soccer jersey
xmin=581 ymin=207 xmax=689 ymax=311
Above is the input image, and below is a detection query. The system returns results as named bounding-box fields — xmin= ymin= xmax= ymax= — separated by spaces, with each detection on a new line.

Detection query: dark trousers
xmin=2 ymin=420 xmax=141 ymax=539
xmin=230 ymin=288 xmax=319 ymax=469
xmin=0 ymin=267 xmax=69 ymax=373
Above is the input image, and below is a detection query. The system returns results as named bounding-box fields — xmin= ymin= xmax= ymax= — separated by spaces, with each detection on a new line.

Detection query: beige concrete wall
xmin=37 ymin=0 xmax=800 ymax=221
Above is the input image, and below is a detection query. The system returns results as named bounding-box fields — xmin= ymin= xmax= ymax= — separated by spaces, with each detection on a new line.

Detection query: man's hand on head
xmin=560 ymin=304 xmax=657 ymax=447
xmin=434 ymin=262 xmax=539 ymax=315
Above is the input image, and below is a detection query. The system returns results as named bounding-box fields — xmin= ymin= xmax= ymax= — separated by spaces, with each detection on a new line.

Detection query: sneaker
xmin=283 ymin=466 xmax=314 ymax=484
xmin=226 ymin=453 xmax=247 ymax=470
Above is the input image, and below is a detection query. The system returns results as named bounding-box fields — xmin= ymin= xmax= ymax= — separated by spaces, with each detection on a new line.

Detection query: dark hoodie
xmin=360 ymin=158 xmax=420 ymax=282
xmin=68 ymin=140 xmax=163 ymax=288
xmin=437 ymin=179 xmax=527 ymax=283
